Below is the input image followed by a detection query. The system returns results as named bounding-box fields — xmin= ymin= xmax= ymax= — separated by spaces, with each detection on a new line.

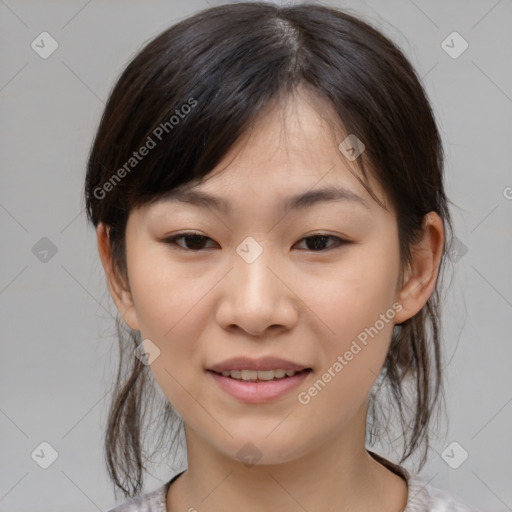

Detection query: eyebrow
xmin=162 ymin=184 xmax=370 ymax=214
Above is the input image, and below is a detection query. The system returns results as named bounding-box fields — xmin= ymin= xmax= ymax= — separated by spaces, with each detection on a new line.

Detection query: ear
xmin=96 ymin=222 xmax=140 ymax=331
xmin=394 ymin=212 xmax=445 ymax=325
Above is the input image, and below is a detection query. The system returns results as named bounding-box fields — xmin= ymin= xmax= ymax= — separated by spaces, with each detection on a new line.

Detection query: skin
xmin=97 ymin=87 xmax=444 ymax=512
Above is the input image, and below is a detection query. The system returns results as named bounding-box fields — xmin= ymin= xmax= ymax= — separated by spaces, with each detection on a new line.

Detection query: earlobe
xmin=393 ymin=212 xmax=445 ymax=325
xmin=96 ymin=222 xmax=140 ymax=331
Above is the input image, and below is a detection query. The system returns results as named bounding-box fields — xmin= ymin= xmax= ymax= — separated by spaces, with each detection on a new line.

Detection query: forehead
xmin=146 ymin=88 xmax=389 ymax=218
xmin=207 ymin=88 xmax=354 ymax=181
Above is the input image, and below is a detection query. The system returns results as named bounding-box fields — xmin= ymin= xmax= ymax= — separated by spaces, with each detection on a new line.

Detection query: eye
xmin=162 ymin=232 xmax=349 ymax=252
xmin=163 ymin=232 xmax=217 ymax=251
xmin=295 ymin=234 xmax=348 ymax=251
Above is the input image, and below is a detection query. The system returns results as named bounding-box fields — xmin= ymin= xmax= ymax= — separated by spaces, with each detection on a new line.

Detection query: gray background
xmin=1 ymin=0 xmax=511 ymax=510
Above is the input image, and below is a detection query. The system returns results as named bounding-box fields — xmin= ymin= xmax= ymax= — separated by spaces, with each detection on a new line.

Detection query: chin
xmin=213 ymin=432 xmax=309 ymax=467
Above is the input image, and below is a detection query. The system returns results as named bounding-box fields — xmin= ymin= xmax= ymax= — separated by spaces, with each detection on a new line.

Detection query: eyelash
xmin=162 ymin=232 xmax=349 ymax=253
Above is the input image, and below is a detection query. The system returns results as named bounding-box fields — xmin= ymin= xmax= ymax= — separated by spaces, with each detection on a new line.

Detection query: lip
xmin=207 ymin=356 xmax=310 ymax=372
xmin=207 ymin=368 xmax=312 ymax=403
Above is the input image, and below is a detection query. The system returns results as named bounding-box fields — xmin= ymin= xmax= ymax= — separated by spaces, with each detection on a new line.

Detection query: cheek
xmin=298 ymin=243 xmax=400 ymax=378
xmin=298 ymin=290 xmax=397 ymax=425
xmin=130 ymin=264 xmax=210 ymax=412
xmin=127 ymin=245 xmax=205 ymax=334
xmin=303 ymin=249 xmax=399 ymax=331
xmin=126 ymin=249 xmax=211 ymax=394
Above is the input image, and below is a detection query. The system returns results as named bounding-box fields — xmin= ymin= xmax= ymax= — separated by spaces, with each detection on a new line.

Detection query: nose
xmin=214 ymin=245 xmax=299 ymax=337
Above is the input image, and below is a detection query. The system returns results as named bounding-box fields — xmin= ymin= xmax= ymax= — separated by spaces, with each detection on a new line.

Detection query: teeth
xmin=219 ymin=369 xmax=300 ymax=381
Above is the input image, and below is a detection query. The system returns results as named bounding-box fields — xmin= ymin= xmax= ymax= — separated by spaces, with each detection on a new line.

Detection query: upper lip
xmin=207 ymin=356 xmax=311 ymax=372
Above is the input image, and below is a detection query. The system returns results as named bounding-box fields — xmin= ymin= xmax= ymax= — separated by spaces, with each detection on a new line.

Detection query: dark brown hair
xmin=84 ymin=1 xmax=455 ymax=499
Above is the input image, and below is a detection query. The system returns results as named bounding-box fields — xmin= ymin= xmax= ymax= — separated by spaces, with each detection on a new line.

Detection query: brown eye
xmin=163 ymin=233 xmax=217 ymax=251
xmin=296 ymin=235 xmax=347 ymax=252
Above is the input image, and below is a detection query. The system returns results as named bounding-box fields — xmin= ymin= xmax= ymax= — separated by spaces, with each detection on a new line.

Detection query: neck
xmin=166 ymin=404 xmax=408 ymax=512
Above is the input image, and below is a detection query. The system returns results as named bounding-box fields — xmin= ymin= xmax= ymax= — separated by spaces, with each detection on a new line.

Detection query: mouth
xmin=206 ymin=368 xmax=313 ymax=403
xmin=207 ymin=368 xmax=312 ymax=381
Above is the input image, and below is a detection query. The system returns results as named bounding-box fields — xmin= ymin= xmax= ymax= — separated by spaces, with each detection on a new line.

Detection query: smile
xmin=207 ymin=368 xmax=312 ymax=403
xmin=215 ymin=369 xmax=304 ymax=381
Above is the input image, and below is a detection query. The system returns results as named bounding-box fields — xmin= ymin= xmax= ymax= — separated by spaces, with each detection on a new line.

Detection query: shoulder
xmin=104 ymin=480 xmax=170 ymax=512
xmin=405 ymin=474 xmax=480 ymax=512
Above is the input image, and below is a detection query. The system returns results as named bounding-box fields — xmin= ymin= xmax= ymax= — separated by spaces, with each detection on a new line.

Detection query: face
xmin=103 ymin=89 xmax=418 ymax=468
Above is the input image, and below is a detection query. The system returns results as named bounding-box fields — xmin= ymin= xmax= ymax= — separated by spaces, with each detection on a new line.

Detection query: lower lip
xmin=207 ymin=369 xmax=311 ymax=403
